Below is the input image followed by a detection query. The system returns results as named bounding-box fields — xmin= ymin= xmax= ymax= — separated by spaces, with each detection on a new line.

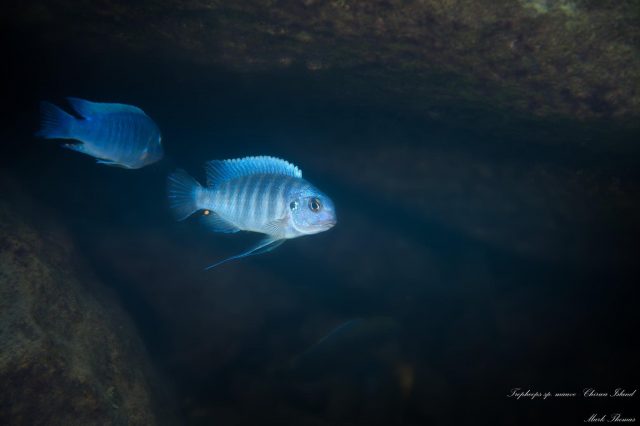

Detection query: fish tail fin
xmin=35 ymin=101 xmax=76 ymax=139
xmin=167 ymin=169 xmax=203 ymax=220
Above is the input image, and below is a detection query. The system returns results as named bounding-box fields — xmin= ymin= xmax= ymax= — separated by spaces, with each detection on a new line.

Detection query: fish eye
xmin=308 ymin=197 xmax=322 ymax=212
xmin=289 ymin=201 xmax=298 ymax=210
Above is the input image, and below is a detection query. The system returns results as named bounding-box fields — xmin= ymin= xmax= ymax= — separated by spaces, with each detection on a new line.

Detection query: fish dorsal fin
xmin=205 ymin=156 xmax=302 ymax=187
xmin=67 ymin=97 xmax=146 ymax=118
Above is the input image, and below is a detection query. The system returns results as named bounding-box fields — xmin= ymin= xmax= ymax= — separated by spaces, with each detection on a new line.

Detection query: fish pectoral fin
xmin=204 ymin=237 xmax=286 ymax=271
xmin=264 ymin=217 xmax=288 ymax=236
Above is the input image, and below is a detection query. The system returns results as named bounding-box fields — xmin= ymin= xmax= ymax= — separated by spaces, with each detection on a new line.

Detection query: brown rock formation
xmin=0 ymin=178 xmax=175 ymax=426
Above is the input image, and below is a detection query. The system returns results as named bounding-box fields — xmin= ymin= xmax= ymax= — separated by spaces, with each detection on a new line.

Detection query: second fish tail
xmin=35 ymin=101 xmax=78 ymax=140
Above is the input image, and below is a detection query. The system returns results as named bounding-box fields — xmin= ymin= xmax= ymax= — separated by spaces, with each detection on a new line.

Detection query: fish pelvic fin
xmin=204 ymin=237 xmax=285 ymax=270
xmin=36 ymin=101 xmax=77 ymax=140
xmin=96 ymin=159 xmax=136 ymax=169
xmin=167 ymin=169 xmax=203 ymax=220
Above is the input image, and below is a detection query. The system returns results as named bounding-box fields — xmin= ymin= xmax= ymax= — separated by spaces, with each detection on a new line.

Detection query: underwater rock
xmin=0 ymin=179 xmax=174 ymax=426
xmin=6 ymin=0 xmax=640 ymax=130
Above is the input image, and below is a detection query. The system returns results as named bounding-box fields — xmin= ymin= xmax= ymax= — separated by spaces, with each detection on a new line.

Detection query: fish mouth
xmin=303 ymin=219 xmax=336 ymax=234
xmin=318 ymin=218 xmax=337 ymax=229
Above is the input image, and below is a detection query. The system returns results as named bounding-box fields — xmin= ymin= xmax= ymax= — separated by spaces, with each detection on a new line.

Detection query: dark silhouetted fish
xmin=292 ymin=317 xmax=401 ymax=370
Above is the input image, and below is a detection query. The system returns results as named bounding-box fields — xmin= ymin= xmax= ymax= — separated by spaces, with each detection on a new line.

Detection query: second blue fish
xmin=36 ymin=97 xmax=163 ymax=169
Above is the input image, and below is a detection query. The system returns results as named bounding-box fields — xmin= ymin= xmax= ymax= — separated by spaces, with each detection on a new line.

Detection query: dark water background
xmin=2 ymin=21 xmax=640 ymax=426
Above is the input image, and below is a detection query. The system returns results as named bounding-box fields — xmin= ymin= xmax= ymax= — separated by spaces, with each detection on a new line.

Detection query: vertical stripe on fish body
xmin=206 ymin=174 xmax=304 ymax=236
xmin=79 ymin=109 xmax=158 ymax=163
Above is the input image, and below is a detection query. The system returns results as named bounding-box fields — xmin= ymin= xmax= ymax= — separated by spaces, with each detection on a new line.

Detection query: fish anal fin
xmin=204 ymin=237 xmax=285 ymax=270
xmin=200 ymin=212 xmax=240 ymax=233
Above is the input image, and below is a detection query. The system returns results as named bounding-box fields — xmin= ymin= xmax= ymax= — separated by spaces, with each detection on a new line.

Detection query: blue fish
xmin=36 ymin=97 xmax=163 ymax=169
xmin=167 ymin=156 xmax=337 ymax=269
